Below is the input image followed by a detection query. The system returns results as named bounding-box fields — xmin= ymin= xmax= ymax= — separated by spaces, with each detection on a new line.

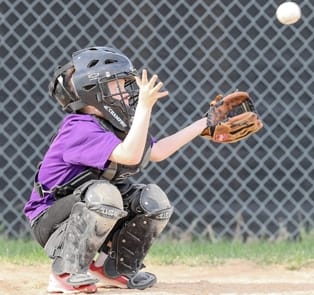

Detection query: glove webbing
xmin=228 ymin=99 xmax=256 ymax=117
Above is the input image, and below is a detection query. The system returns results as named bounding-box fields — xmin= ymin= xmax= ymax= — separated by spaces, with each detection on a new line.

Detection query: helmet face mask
xmin=50 ymin=47 xmax=139 ymax=132
xmin=98 ymin=73 xmax=138 ymax=107
xmin=97 ymin=74 xmax=138 ymax=131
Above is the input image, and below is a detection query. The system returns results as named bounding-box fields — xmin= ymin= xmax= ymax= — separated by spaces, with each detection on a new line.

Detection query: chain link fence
xmin=1 ymin=0 xmax=314 ymax=240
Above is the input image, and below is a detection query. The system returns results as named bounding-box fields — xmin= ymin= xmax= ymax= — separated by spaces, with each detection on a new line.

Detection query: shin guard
xmin=45 ymin=181 xmax=127 ymax=279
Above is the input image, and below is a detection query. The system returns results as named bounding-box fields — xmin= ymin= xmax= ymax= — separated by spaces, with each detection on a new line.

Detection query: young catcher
xmin=24 ymin=46 xmax=262 ymax=293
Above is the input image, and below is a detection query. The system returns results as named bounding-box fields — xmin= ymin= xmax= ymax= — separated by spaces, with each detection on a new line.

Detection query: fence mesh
xmin=1 ymin=0 xmax=314 ymax=240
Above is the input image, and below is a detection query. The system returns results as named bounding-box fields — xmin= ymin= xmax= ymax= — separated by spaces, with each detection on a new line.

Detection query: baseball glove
xmin=201 ymin=91 xmax=263 ymax=143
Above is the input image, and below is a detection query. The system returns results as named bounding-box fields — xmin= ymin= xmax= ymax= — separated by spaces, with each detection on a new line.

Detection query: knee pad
xmin=84 ymin=180 xmax=126 ymax=219
xmin=45 ymin=181 xmax=127 ymax=275
xmin=130 ymin=183 xmax=173 ymax=219
xmin=105 ymin=184 xmax=173 ymax=276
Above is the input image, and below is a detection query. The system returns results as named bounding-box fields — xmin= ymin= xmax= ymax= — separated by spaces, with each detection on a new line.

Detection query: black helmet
xmin=49 ymin=46 xmax=138 ymax=132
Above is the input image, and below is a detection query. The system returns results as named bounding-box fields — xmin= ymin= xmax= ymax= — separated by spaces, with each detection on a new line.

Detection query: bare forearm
xmin=110 ymin=105 xmax=152 ymax=165
xmin=150 ymin=117 xmax=207 ymax=162
xmin=110 ymin=70 xmax=168 ymax=165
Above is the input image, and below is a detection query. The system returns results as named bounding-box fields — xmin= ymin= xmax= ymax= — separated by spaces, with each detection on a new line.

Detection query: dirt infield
xmin=2 ymin=260 xmax=314 ymax=295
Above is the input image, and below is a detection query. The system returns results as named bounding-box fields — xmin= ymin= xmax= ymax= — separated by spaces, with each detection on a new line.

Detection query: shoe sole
xmin=47 ymin=285 xmax=96 ymax=294
xmin=48 ymin=283 xmax=97 ymax=293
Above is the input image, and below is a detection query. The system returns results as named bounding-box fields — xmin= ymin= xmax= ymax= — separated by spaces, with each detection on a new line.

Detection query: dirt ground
xmin=2 ymin=260 xmax=314 ymax=295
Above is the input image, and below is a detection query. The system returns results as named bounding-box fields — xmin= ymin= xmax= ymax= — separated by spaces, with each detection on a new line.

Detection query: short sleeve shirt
xmin=24 ymin=114 xmax=122 ymax=222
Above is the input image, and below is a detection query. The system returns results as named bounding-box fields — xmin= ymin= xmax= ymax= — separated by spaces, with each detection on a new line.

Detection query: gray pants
xmin=32 ymin=194 xmax=81 ymax=247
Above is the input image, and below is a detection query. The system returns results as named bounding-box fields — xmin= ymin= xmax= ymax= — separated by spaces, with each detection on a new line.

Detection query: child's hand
xmin=135 ymin=69 xmax=168 ymax=108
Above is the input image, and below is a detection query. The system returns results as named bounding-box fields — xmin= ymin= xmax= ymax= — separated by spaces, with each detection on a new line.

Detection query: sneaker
xmin=89 ymin=261 xmax=157 ymax=290
xmin=47 ymin=273 xmax=97 ymax=294
xmin=89 ymin=261 xmax=128 ymax=289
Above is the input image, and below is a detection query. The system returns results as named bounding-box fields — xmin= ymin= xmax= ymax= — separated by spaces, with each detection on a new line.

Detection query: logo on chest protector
xmin=103 ymin=105 xmax=127 ymax=128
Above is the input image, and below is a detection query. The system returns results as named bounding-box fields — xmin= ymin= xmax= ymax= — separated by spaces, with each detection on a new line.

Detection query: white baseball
xmin=276 ymin=2 xmax=301 ymax=25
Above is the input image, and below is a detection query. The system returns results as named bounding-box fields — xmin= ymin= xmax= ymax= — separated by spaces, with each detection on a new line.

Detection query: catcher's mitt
xmin=201 ymin=91 xmax=263 ymax=143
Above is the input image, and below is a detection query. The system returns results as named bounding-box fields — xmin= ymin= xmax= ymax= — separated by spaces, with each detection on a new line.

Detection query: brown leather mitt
xmin=201 ymin=91 xmax=263 ymax=143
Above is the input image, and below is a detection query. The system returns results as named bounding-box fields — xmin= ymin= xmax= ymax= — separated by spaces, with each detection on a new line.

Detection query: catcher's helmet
xmin=49 ymin=46 xmax=138 ymax=132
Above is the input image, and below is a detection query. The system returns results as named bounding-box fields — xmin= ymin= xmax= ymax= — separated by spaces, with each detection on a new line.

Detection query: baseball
xmin=276 ymin=2 xmax=301 ymax=25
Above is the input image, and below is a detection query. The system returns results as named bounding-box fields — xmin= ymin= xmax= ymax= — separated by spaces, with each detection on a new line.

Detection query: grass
xmin=147 ymin=237 xmax=314 ymax=269
xmin=1 ymin=235 xmax=314 ymax=269
xmin=0 ymin=238 xmax=49 ymax=264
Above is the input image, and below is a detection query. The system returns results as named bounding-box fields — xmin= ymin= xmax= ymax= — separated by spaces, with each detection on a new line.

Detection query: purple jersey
xmin=24 ymin=114 xmax=121 ymax=222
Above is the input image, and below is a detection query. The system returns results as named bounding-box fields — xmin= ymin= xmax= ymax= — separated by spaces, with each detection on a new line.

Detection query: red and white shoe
xmin=89 ymin=261 xmax=128 ymax=288
xmin=47 ymin=273 xmax=97 ymax=294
